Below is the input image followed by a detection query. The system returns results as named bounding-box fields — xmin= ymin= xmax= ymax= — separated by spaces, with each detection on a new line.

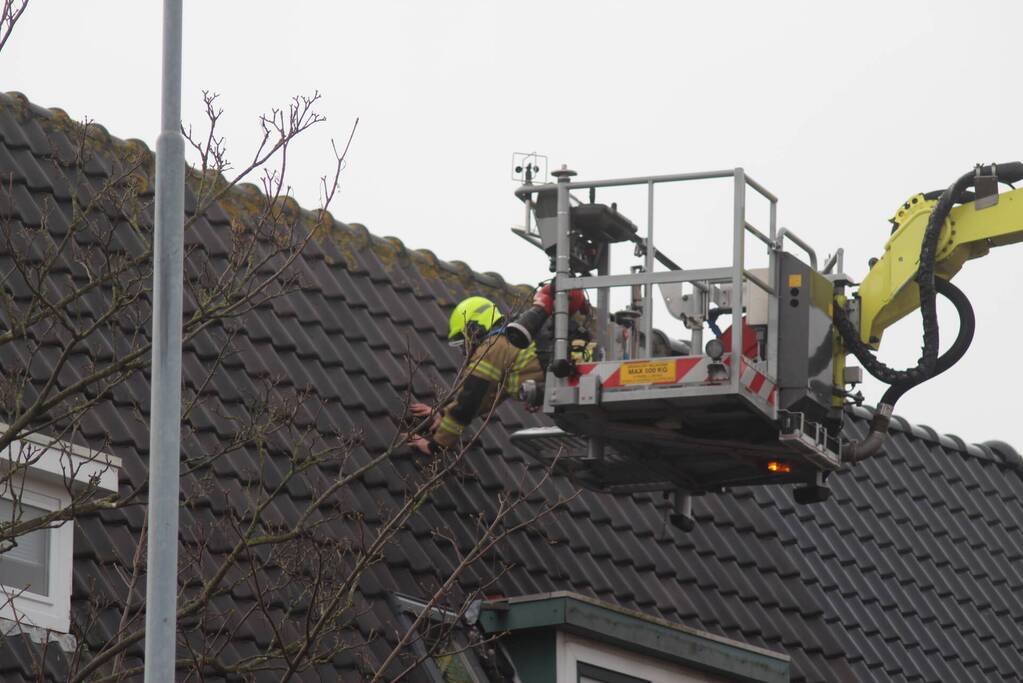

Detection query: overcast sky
xmin=6 ymin=0 xmax=1023 ymax=448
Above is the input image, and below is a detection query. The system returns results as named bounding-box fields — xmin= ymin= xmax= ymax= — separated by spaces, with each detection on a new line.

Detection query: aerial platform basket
xmin=508 ymin=164 xmax=848 ymax=519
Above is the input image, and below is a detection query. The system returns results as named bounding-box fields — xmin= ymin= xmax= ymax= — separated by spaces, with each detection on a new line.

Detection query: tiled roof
xmin=2 ymin=90 xmax=1023 ymax=682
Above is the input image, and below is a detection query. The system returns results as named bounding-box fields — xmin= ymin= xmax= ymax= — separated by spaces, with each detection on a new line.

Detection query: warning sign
xmin=620 ymin=360 xmax=677 ymax=385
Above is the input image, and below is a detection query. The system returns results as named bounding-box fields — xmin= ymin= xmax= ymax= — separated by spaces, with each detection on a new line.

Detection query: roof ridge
xmin=0 ymin=90 xmax=532 ymax=306
xmin=848 ymin=405 xmax=1022 ymax=472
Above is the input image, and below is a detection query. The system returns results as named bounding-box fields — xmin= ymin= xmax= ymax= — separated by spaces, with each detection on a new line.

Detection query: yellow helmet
xmin=448 ymin=296 xmax=503 ymax=346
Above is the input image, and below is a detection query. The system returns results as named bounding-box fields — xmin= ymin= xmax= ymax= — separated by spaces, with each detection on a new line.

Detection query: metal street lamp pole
xmin=144 ymin=1 xmax=184 ymax=681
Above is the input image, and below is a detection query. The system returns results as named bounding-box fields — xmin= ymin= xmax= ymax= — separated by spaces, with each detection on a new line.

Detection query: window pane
xmin=434 ymin=652 xmax=478 ymax=683
xmin=0 ymin=497 xmax=50 ymax=597
xmin=578 ymin=662 xmax=650 ymax=683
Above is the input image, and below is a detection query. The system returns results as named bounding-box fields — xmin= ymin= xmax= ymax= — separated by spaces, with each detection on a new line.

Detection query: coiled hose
xmin=835 ymin=165 xmax=1003 ymax=462
xmin=838 ymin=277 xmax=975 ymax=462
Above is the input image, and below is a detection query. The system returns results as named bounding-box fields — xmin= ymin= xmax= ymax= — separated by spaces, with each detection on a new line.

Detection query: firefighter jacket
xmin=433 ymin=333 xmax=544 ymax=449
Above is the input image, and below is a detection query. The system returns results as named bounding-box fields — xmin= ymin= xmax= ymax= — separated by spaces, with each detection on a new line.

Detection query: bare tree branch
xmin=0 ymin=79 xmax=571 ymax=683
xmin=0 ymin=0 xmax=28 ymax=54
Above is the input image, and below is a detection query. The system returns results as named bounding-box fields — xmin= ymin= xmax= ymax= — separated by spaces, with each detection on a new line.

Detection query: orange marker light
xmin=767 ymin=461 xmax=792 ymax=474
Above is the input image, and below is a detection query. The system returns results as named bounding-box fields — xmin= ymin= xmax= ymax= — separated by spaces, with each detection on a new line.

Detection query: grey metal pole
xmin=552 ymin=166 xmax=575 ymax=366
xmin=596 ymin=245 xmax=610 ymax=360
xmin=691 ymin=324 xmax=703 ymax=357
xmin=643 ymin=181 xmax=655 ymax=358
xmin=144 ymin=1 xmax=185 ymax=681
xmin=767 ymin=198 xmax=779 ymax=379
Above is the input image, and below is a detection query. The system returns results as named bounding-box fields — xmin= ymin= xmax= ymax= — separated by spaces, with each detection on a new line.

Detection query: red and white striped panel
xmin=568 ymin=356 xmax=776 ymax=406
xmin=736 ymin=357 xmax=777 ymax=406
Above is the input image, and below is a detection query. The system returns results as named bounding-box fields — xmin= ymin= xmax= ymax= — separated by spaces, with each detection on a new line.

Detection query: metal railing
xmin=516 ymin=167 xmax=781 ymax=394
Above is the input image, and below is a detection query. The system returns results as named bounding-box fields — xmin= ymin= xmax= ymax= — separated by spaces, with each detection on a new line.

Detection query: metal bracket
xmin=578 ymin=373 xmax=601 ymax=406
xmin=793 ymin=472 xmax=832 ymax=505
xmin=658 ymin=283 xmax=708 ymax=329
xmin=975 ymin=168 xmax=999 ymax=210
xmin=545 ymin=382 xmax=578 ymax=410
xmin=842 ymin=366 xmax=863 ymax=385
xmin=670 ymin=489 xmax=695 ymax=531
xmin=777 ymin=411 xmax=842 ymax=470
xmin=845 ymin=297 xmax=862 ymax=338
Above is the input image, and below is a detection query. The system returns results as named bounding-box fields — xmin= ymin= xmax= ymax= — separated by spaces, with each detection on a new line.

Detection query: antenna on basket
xmin=512 ymin=151 xmax=548 ymax=185
xmin=511 ymin=152 xmax=549 ymax=249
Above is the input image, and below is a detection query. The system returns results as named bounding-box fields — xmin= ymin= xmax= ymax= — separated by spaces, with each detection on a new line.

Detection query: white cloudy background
xmin=6 ymin=0 xmax=1023 ymax=447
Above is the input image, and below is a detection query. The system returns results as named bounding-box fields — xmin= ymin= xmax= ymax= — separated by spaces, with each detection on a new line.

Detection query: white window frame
xmin=0 ymin=430 xmax=120 ymax=633
xmin=0 ymin=481 xmax=72 ymax=632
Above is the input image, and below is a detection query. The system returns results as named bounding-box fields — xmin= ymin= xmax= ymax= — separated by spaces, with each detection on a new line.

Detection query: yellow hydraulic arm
xmin=838 ymin=163 xmax=1023 ymax=462
xmin=855 ymin=185 xmax=1023 ymax=347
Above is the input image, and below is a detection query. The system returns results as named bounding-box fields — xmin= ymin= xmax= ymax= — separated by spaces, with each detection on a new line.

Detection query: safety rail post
xmin=731 ymin=169 xmax=746 ymax=392
xmin=596 ymin=244 xmax=611 ymax=360
xmin=767 ymin=194 xmax=779 ymax=379
xmin=768 ymin=193 xmax=778 ymax=242
xmin=643 ymin=180 xmax=655 ymax=358
xmin=690 ymin=287 xmax=704 ymax=358
xmin=552 ymin=167 xmax=575 ymax=367
xmin=740 ymin=174 xmax=781 ymax=383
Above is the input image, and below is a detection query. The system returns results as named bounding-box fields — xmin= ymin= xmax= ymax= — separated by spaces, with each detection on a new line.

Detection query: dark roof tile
xmin=6 ymin=91 xmax=1023 ymax=683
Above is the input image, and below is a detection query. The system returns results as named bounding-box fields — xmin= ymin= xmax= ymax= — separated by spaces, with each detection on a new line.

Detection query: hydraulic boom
xmin=857 ymin=179 xmax=1023 ymax=347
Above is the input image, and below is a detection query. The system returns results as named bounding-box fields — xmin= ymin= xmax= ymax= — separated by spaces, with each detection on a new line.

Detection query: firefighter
xmin=406 ymin=287 xmax=586 ymax=454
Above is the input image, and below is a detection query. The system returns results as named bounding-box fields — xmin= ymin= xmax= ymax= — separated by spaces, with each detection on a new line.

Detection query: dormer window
xmin=479 ymin=592 xmax=790 ymax=683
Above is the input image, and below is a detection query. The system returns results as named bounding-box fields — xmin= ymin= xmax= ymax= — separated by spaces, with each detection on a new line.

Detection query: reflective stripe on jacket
xmin=433 ymin=335 xmax=543 ymax=449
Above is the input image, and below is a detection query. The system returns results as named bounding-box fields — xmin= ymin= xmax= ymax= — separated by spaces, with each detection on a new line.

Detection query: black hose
xmin=707 ymin=307 xmax=730 ymax=339
xmin=878 ymin=277 xmax=975 ymax=407
xmin=835 ymin=169 xmax=975 ymax=390
xmin=843 ymin=278 xmax=975 ymax=463
xmin=837 ymin=162 xmax=1023 ymax=461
